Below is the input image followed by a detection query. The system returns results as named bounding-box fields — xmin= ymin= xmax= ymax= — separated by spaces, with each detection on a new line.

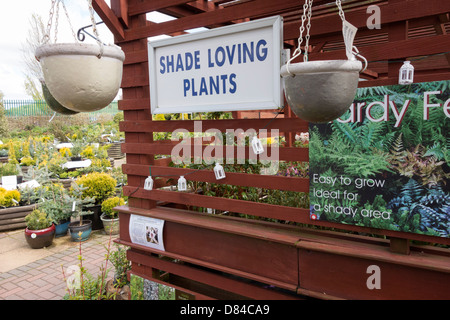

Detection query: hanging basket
xmin=35 ymin=43 xmax=125 ymax=113
xmin=280 ymin=59 xmax=362 ymax=123
xmin=41 ymin=80 xmax=79 ymax=115
xmin=280 ymin=0 xmax=367 ymax=123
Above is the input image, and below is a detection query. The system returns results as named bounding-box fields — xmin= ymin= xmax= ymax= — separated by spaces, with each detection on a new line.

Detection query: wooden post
xmin=390 ymin=237 xmax=410 ymax=255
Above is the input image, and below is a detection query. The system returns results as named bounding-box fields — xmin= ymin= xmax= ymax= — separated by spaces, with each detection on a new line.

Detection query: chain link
xmin=303 ymin=0 xmax=313 ymax=62
xmin=335 ymin=0 xmax=346 ymax=22
xmin=61 ymin=0 xmax=79 ymax=42
xmin=43 ymin=0 xmax=57 ymax=44
xmin=87 ymin=0 xmax=104 ymax=58
xmin=54 ymin=1 xmax=60 ymax=43
xmin=286 ymin=0 xmax=313 ymax=75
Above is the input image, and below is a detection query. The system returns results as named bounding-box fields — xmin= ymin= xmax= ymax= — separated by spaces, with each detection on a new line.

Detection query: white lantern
xmin=399 ymin=61 xmax=414 ymax=85
xmin=178 ymin=176 xmax=187 ymax=191
xmin=251 ymin=136 xmax=264 ymax=155
xmin=213 ymin=163 xmax=226 ymax=180
xmin=143 ymin=176 xmax=154 ymax=190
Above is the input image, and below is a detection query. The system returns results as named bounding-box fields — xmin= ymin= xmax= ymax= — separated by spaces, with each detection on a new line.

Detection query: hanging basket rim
xmin=280 ymin=59 xmax=362 ymax=77
xmin=35 ymin=42 xmax=125 ymax=62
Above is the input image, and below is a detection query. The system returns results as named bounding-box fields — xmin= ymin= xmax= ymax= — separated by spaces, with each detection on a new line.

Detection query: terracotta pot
xmin=35 ymin=43 xmax=125 ymax=113
xmin=280 ymin=60 xmax=362 ymax=123
xmin=24 ymin=224 xmax=55 ymax=249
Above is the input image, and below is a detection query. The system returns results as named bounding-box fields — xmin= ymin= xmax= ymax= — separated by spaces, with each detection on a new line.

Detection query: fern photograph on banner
xmin=309 ymin=80 xmax=449 ymax=238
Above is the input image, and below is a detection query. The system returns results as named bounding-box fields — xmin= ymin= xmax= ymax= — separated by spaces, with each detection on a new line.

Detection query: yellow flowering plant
xmin=0 ymin=187 xmax=21 ymax=207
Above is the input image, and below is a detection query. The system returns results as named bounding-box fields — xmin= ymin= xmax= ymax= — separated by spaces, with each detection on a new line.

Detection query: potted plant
xmin=24 ymin=208 xmax=55 ymax=249
xmin=100 ymin=196 xmax=125 ymax=235
xmin=67 ymin=183 xmax=95 ymax=242
xmin=72 ymin=172 xmax=117 ymax=230
xmin=69 ymin=140 xmax=84 ymax=161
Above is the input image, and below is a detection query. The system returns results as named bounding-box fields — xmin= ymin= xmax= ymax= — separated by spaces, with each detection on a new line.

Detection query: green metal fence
xmin=2 ymin=100 xmax=119 ymax=117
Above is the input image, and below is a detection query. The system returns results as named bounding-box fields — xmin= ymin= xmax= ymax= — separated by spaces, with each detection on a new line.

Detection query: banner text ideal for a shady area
xmin=158 ymin=40 xmax=268 ymax=97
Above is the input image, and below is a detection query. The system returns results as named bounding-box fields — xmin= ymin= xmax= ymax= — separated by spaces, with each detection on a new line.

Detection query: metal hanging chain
xmin=335 ymin=0 xmax=368 ymax=72
xmin=286 ymin=0 xmax=313 ymax=75
xmin=87 ymin=0 xmax=104 ymax=58
xmin=286 ymin=0 xmax=367 ymax=74
xmin=43 ymin=0 xmax=57 ymax=44
xmin=54 ymin=1 xmax=60 ymax=43
xmin=61 ymin=0 xmax=79 ymax=42
xmin=42 ymin=0 xmax=78 ymax=44
xmin=335 ymin=0 xmax=346 ymax=22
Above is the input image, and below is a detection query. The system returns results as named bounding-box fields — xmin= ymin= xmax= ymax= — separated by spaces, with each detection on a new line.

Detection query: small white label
xmin=342 ymin=20 xmax=358 ymax=60
xmin=31 ymin=233 xmax=37 ymax=239
xmin=72 ymin=201 xmax=76 ymax=212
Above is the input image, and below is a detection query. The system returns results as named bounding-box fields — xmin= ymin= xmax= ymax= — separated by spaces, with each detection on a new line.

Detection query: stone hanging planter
xmin=35 ymin=43 xmax=125 ymax=113
xmin=280 ymin=0 xmax=367 ymax=123
xmin=41 ymin=80 xmax=79 ymax=115
xmin=35 ymin=0 xmax=125 ymax=113
xmin=281 ymin=60 xmax=362 ymax=123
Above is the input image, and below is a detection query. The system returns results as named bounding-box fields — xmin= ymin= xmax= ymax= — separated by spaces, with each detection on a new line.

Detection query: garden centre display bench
xmin=91 ymin=0 xmax=450 ymax=300
xmin=115 ymin=205 xmax=450 ymax=300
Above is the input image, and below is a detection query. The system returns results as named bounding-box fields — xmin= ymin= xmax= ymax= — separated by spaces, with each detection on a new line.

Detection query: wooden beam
xmin=123 ymin=0 xmax=301 ymax=41
xmin=128 ymin=0 xmax=195 ymax=16
xmin=308 ymin=34 xmax=450 ymax=62
xmin=92 ymin=0 xmax=125 ymax=41
xmin=284 ymin=0 xmax=450 ymax=40
xmin=111 ymin=0 xmax=129 ymax=28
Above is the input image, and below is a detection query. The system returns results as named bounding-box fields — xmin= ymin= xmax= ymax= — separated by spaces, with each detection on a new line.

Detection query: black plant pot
xmin=83 ymin=204 xmax=103 ymax=230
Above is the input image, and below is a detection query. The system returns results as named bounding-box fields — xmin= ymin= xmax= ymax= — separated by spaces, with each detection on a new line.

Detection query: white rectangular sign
xmin=129 ymin=214 xmax=165 ymax=251
xmin=148 ymin=16 xmax=283 ymax=114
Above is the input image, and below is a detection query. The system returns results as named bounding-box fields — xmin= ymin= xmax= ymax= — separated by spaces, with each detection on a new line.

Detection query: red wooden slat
xmin=123 ymin=163 xmax=310 ymax=192
xmin=122 ymin=186 xmax=309 ymax=222
xmin=122 ymin=142 xmax=310 ymax=162
xmin=119 ymin=118 xmax=308 ymax=132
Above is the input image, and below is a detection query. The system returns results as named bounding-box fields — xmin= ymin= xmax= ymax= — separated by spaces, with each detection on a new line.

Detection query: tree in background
xmin=21 ymin=13 xmax=45 ymax=101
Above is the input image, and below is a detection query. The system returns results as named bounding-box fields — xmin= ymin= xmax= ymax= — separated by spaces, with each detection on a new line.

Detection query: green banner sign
xmin=309 ymin=80 xmax=449 ymax=238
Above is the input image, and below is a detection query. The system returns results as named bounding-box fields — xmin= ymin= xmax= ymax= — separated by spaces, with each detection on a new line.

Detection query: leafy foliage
xmin=310 ymin=81 xmax=449 ymax=238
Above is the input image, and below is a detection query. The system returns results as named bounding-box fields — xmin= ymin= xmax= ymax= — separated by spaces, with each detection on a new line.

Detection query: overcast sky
xmin=0 ymin=0 xmax=115 ymax=100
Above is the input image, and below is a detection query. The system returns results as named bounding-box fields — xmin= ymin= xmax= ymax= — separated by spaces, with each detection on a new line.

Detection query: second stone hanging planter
xmin=280 ymin=59 xmax=362 ymax=123
xmin=280 ymin=0 xmax=366 ymax=123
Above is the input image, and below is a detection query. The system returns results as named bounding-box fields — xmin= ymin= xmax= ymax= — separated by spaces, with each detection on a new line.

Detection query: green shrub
xmin=25 ymin=209 xmax=52 ymax=230
xmin=101 ymin=196 xmax=125 ymax=219
xmin=74 ymin=172 xmax=117 ymax=205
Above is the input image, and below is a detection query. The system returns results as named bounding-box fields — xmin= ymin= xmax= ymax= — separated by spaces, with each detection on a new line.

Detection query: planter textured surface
xmin=281 ymin=60 xmax=362 ymax=123
xmin=35 ymin=43 xmax=125 ymax=113
xmin=24 ymin=224 xmax=55 ymax=249
xmin=100 ymin=213 xmax=120 ymax=235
